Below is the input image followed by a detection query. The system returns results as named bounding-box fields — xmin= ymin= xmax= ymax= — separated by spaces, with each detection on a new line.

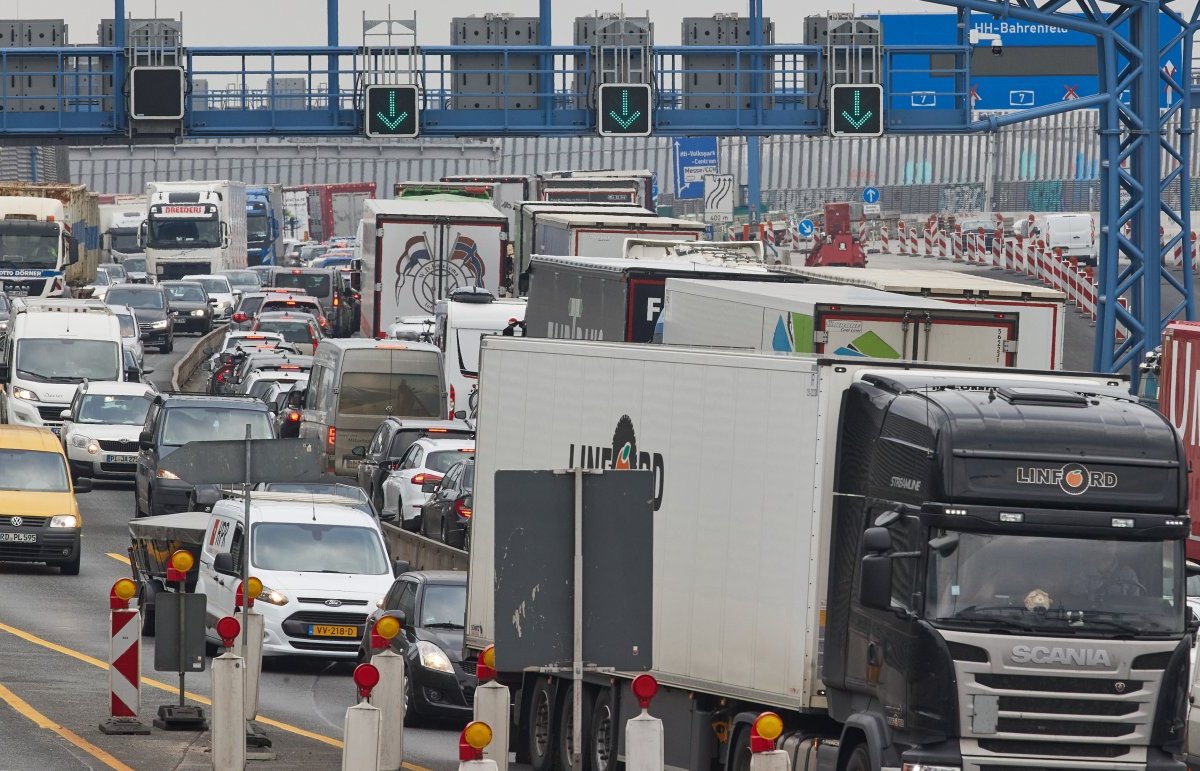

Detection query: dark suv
xmin=105 ymin=284 xmax=174 ymax=353
xmin=353 ymin=419 xmax=475 ymax=512
xmin=135 ymin=394 xmax=275 ymax=517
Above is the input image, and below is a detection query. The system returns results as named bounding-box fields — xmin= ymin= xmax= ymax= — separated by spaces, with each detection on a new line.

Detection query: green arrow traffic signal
xmin=609 ymin=89 xmax=643 ymax=130
xmin=830 ymin=83 xmax=883 ymax=137
xmin=364 ymin=85 xmax=420 ymax=138
xmin=376 ymin=90 xmax=409 ymax=131
xmin=598 ymin=83 xmax=652 ymax=137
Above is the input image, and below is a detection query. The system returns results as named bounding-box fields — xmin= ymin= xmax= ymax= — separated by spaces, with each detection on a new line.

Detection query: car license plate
xmin=0 ymin=533 xmax=35 ymax=543
xmin=308 ymin=624 xmax=357 ymax=638
xmin=105 ymin=454 xmax=137 ymax=464
xmin=49 ymin=425 xmax=61 ymax=437
xmin=342 ymin=457 xmax=362 ymax=469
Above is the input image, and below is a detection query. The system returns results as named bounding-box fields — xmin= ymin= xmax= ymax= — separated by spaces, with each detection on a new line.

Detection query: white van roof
xmin=212 ymin=497 xmax=379 ymax=527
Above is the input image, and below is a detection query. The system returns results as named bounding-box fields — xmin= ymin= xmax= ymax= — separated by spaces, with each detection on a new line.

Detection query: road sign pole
xmin=747 ymin=137 xmax=762 ymax=225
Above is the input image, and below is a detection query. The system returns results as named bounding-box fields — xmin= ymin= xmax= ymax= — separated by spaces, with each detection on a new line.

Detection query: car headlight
xmin=156 ymin=468 xmax=180 ymax=480
xmin=257 ymin=586 xmax=289 ymax=606
xmin=70 ymin=434 xmax=91 ymax=449
xmin=191 ymin=309 xmax=206 ymax=317
xmin=49 ymin=514 xmax=78 ymax=528
xmin=415 ymin=640 xmax=454 ymax=673
xmin=151 ymin=320 xmax=169 ymax=329
xmin=11 ymin=387 xmax=38 ymax=401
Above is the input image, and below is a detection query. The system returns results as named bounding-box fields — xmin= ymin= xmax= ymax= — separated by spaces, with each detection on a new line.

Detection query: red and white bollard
xmin=472 ymin=646 xmax=509 ymax=771
xmin=625 ymin=675 xmax=664 ymax=771
xmin=212 ymin=616 xmax=246 ymax=771
xmin=952 ymin=227 xmax=963 ymax=262
xmin=880 ymin=226 xmax=890 ymax=254
xmin=748 ymin=712 xmax=790 ymax=771
xmin=100 ymin=578 xmax=149 ymax=735
xmin=342 ymin=665 xmax=383 ymax=771
xmin=370 ymin=616 xmax=407 ymax=771
xmin=908 ymin=224 xmax=918 ymax=256
xmin=459 ymin=722 xmax=501 ymax=771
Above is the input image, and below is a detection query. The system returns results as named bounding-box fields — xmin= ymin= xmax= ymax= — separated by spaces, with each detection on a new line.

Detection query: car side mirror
xmin=138 ymin=430 xmax=154 ymax=450
xmin=352 ymin=446 xmax=367 ymax=458
xmin=207 ymin=298 xmax=219 ymax=306
xmin=392 ymin=559 xmax=410 ymax=577
xmin=213 ymin=551 xmax=238 ymax=577
xmin=421 ymin=481 xmax=439 ymax=494
xmin=143 ymin=368 xmax=154 ymax=376
xmin=73 ymin=477 xmax=93 ymax=494
xmin=453 ymin=410 xmax=468 ymax=420
xmin=125 ymin=367 xmax=140 ymax=382
xmin=59 ymin=409 xmax=71 ymax=421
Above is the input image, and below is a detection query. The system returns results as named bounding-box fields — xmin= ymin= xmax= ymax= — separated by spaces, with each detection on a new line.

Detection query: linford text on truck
xmin=246 ymin=184 xmax=283 ymax=267
xmin=468 ymin=335 xmax=1193 ymax=771
xmin=0 ymin=299 xmax=123 ymax=435
xmin=140 ymin=181 xmax=248 ymax=281
xmin=0 ymin=183 xmax=99 ymax=298
xmin=359 ymin=199 xmax=509 ymax=336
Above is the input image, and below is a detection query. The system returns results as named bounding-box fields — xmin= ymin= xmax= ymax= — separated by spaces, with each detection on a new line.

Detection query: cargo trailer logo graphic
xmin=771 ymin=313 xmax=900 ymax=357
xmin=1016 ymin=462 xmax=1118 ymax=495
xmin=395 ymin=231 xmax=487 ymax=313
xmin=568 ymin=415 xmax=665 ymax=510
xmin=832 ymin=330 xmax=900 ymax=359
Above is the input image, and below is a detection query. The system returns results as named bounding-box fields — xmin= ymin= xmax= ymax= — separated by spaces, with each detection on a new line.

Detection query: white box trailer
xmin=515 ymin=202 xmax=659 ymax=288
xmin=661 ymin=279 xmax=1022 ymax=366
xmin=359 ymin=199 xmax=508 ymax=337
xmin=776 ymin=265 xmax=1066 ymax=369
xmin=468 ymin=336 xmax=1185 ymax=771
xmin=534 ymin=212 xmax=705 ymax=262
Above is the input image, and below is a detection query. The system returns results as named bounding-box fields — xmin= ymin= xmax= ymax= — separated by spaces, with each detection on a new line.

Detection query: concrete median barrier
xmin=171 ymin=324 xmax=228 ymax=391
xmin=380 ymin=522 xmax=468 ymax=572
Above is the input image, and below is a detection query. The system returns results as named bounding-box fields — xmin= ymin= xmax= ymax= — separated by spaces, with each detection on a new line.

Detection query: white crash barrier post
xmin=374 ymin=650 xmax=406 ymax=770
xmin=342 ymin=664 xmax=382 ymax=771
xmin=625 ymin=674 xmax=664 ymax=771
xmin=234 ymin=606 xmax=264 ymax=719
xmin=472 ymin=645 xmax=509 ymax=770
xmin=212 ymin=617 xmax=246 ymax=771
xmin=749 ymin=712 xmax=790 ymax=771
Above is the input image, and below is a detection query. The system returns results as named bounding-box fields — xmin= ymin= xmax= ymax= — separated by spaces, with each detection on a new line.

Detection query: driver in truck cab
xmin=1071 ymin=539 xmax=1147 ymax=598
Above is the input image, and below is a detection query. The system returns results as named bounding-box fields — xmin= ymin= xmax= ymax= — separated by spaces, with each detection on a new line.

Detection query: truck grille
xmin=976 ymin=739 xmax=1129 ymax=759
xmin=36 ymin=405 xmax=64 ymax=422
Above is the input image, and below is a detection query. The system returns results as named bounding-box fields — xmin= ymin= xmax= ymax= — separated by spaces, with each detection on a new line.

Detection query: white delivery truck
xmin=775 ymin=265 xmax=1066 ymax=369
xmin=359 ymin=199 xmax=509 ymax=337
xmin=513 ymin=202 xmax=658 ymax=290
xmin=468 ymin=335 xmax=1190 ymax=771
xmin=141 ymin=180 xmax=248 ymax=281
xmin=533 ymin=212 xmax=705 ymax=261
xmin=660 ymin=279 xmax=1022 ymax=366
xmin=98 ymin=195 xmax=147 ymax=263
xmin=433 ymin=289 xmax=526 ymax=418
xmin=1029 ymin=212 xmax=1096 ymax=263
xmin=0 ymin=183 xmax=100 ymax=298
xmin=0 ymin=298 xmax=123 ymax=433
xmin=623 ymin=236 xmax=765 ymax=263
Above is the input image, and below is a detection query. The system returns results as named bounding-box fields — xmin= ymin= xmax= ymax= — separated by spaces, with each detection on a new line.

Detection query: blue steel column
xmin=327 ymin=0 xmax=339 ymax=117
xmin=1093 ymin=31 xmax=1120 ymax=369
xmin=1132 ymin=1 xmax=1160 ymax=372
xmin=747 ymin=0 xmax=763 ymax=223
xmin=539 ymin=0 xmax=552 ymax=130
xmin=114 ymin=0 xmax=125 ymax=129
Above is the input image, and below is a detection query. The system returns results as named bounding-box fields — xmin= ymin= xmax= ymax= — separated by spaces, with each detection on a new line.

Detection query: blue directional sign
xmin=797 ymin=219 xmax=815 ymax=238
xmin=673 ymin=137 xmax=719 ymax=200
xmin=863 ymin=187 xmax=881 ymax=204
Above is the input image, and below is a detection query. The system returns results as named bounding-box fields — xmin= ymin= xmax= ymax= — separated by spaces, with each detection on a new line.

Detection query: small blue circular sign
xmin=798 ymin=219 xmax=815 ymax=237
xmin=862 ymin=187 xmax=881 ymax=204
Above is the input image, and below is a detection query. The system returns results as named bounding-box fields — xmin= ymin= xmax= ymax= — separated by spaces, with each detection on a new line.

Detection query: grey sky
xmin=28 ymin=1 xmax=942 ymax=47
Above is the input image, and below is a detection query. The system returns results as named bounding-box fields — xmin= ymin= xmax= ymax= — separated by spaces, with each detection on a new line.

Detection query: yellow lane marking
xmin=0 ymin=620 xmax=432 ymax=771
xmin=0 ymin=682 xmax=134 ymax=771
xmin=105 ymin=552 xmax=131 ymax=565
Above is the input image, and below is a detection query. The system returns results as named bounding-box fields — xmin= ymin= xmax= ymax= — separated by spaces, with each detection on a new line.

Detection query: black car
xmin=0 ymin=291 xmax=10 ymax=336
xmin=420 ymin=459 xmax=473 ymax=549
xmin=105 ymin=284 xmax=174 ymax=353
xmin=135 ymin=394 xmax=275 ymax=517
xmin=160 ymin=280 xmax=215 ymax=334
xmin=354 ymin=419 xmax=475 ymax=513
xmin=358 ymin=570 xmax=473 ymax=723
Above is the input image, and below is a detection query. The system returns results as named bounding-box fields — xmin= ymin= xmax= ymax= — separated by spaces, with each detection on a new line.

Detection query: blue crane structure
xmin=2 ymin=0 xmax=1193 ymax=383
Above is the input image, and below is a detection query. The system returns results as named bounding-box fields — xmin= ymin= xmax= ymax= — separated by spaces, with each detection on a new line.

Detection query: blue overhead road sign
xmin=673 ymin=137 xmax=719 ymax=200
xmin=863 ymin=187 xmax=881 ymax=204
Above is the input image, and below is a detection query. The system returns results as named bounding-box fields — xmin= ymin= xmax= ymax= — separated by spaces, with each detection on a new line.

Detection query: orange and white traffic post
xmin=749 ymin=712 xmax=789 ymax=771
xmin=370 ymin=615 xmax=406 ymax=771
xmin=625 ymin=675 xmax=664 ymax=771
xmin=99 ymin=578 xmax=150 ymax=735
xmin=472 ymin=645 xmax=509 ymax=770
xmin=342 ymin=664 xmax=383 ymax=771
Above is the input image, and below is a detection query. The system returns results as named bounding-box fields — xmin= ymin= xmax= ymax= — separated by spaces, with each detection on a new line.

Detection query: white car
xmin=196 ymin=495 xmax=398 ymax=658
xmin=183 ymin=274 xmax=237 ymax=320
xmin=84 ymin=265 xmax=123 ymax=301
xmin=111 ymin=305 xmax=144 ymax=365
xmin=386 ymin=315 xmax=434 ymax=342
xmin=240 ymin=369 xmax=309 ymax=401
xmin=380 ymin=437 xmax=475 ymax=529
xmin=60 ymin=380 xmax=155 ymax=480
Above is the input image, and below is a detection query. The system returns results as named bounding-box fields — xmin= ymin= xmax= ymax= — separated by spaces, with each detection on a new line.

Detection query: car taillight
xmin=412 ymin=473 xmax=442 ymax=486
xmin=454 ymin=498 xmax=472 ymax=518
xmin=333 ymin=295 xmax=340 ymax=307
xmin=216 ymin=371 xmax=227 ymax=382
xmin=287 ymin=410 xmax=301 ymax=423
xmin=233 ymin=312 xmax=247 ymax=323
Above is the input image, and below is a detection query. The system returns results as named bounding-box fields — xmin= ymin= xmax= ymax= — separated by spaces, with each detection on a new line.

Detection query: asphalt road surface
xmin=0 ymin=329 xmax=466 ymax=771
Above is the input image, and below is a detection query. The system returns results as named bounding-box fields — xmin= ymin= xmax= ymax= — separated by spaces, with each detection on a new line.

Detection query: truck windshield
xmin=109 ymin=229 xmax=142 ymax=254
xmin=147 ymin=216 xmax=221 ymax=248
xmin=15 ymin=339 xmax=119 ymax=383
xmin=251 ymin=522 xmax=388 ymax=575
xmin=926 ymin=531 xmax=1184 ymax=636
xmin=247 ymin=213 xmax=269 ymax=245
xmin=0 ymin=221 xmax=60 ymax=270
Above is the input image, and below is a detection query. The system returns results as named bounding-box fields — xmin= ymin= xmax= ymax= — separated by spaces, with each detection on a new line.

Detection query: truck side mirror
xmin=392 ymin=559 xmax=410 ymax=577
xmin=862 ymin=526 xmax=893 ymax=554
xmin=221 ymin=222 xmax=231 ymax=249
xmin=67 ymin=235 xmax=80 ymax=265
xmin=860 ymin=554 xmax=894 ymax=612
xmin=138 ymin=220 xmax=148 ymax=247
xmin=213 ymin=551 xmax=238 ymax=577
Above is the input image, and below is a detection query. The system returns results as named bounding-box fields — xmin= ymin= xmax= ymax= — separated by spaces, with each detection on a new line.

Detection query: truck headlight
xmin=191 ymin=310 xmax=206 ymax=317
xmin=415 ymin=640 xmax=454 ymax=673
xmin=257 ymin=586 xmax=289 ymax=606
xmin=11 ymin=387 xmax=38 ymax=400
xmin=49 ymin=514 xmax=78 ymax=528
xmin=151 ymin=320 xmax=169 ymax=329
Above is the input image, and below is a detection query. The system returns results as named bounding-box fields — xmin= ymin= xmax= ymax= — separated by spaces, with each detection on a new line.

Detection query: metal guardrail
xmin=171 ymin=325 xmax=228 ymax=391
xmin=381 ymin=521 xmax=468 ymax=572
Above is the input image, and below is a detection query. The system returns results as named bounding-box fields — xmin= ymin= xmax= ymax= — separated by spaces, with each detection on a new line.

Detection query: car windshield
xmin=123 ymin=257 xmax=147 ymax=273
xmin=193 ymin=278 xmax=229 ymax=295
xmin=0 ymin=449 xmax=68 ymax=492
xmin=338 ymin=373 xmax=441 ymax=417
xmin=93 ymin=271 xmax=112 ymax=286
xmin=0 ymin=294 xmax=9 ymax=310
xmin=248 ymin=376 xmax=304 ymax=400
xmin=223 ymin=271 xmax=260 ymax=290
xmin=273 ymin=273 xmax=331 ymax=297
xmin=160 ymin=406 xmax=273 ymax=445
xmin=107 ymin=288 xmax=162 ymax=309
xmin=420 ymin=584 xmax=466 ymax=628
xmin=165 ymin=284 xmax=206 ymax=303
xmin=255 ymin=321 xmax=312 ymax=344
xmin=103 ymin=265 xmax=126 ymax=279
xmin=251 ymin=522 xmax=388 ymax=574
xmin=926 ymin=531 xmax=1184 ymax=636
xmin=427 ymin=450 xmax=474 ymax=473
xmin=262 ymin=301 xmax=319 ymax=317
xmin=236 ymin=296 xmax=264 ymax=317
xmin=16 ymin=339 xmax=119 ymax=382
xmin=77 ymin=393 xmax=152 ymax=425
xmin=264 ymin=483 xmax=369 ymax=503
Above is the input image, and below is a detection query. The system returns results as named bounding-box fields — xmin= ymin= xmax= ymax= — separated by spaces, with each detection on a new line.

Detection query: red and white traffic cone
xmin=100 ymin=579 xmax=149 ymax=735
xmin=880 ymin=226 xmax=890 ymax=254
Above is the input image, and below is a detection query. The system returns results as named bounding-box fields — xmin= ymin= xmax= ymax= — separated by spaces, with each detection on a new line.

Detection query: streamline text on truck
xmin=359 ymin=199 xmax=509 ymax=337
xmin=141 ymin=180 xmax=248 ymax=281
xmin=0 ymin=183 xmax=100 ymax=298
xmin=468 ymin=335 xmax=1192 ymax=771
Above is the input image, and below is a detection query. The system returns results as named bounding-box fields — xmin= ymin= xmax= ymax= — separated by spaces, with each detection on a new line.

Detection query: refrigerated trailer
xmin=534 ymin=213 xmax=705 ymax=261
xmin=513 ymin=202 xmax=659 ymax=289
xmin=305 ymin=182 xmax=376 ymax=242
xmin=776 ymin=265 xmax=1067 ymax=369
xmin=660 ymin=279 xmax=1023 ymax=367
xmin=468 ymin=336 xmax=1190 ymax=771
xmin=537 ymin=168 xmax=655 ymax=210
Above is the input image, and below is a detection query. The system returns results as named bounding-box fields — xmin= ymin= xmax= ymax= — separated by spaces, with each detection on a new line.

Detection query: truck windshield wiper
xmin=936 ymin=612 xmax=1037 ymax=634
xmin=14 ymin=369 xmax=50 ymax=382
xmin=425 ymin=622 xmax=464 ymax=629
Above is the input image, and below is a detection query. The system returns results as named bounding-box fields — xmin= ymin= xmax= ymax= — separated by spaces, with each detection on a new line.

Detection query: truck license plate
xmin=0 ymin=533 xmax=36 ymax=543
xmin=105 ymin=454 xmax=137 ymax=464
xmin=308 ymin=624 xmax=357 ymax=638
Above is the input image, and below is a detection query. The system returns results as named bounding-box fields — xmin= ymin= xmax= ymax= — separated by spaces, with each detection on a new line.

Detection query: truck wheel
xmin=527 ymin=678 xmax=556 ymax=771
xmin=555 ymin=684 xmax=593 ymax=770
xmin=729 ymin=726 xmax=753 ymax=771
xmin=845 ymin=744 xmax=872 ymax=771
xmin=589 ymin=688 xmax=617 ymax=771
xmin=140 ymin=581 xmax=158 ymax=635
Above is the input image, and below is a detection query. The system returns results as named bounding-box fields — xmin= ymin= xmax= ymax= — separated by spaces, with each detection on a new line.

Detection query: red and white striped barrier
xmin=100 ymin=579 xmax=149 ymax=735
xmin=909 ymin=225 xmax=919 ymax=256
xmin=880 ymin=226 xmax=890 ymax=254
xmin=924 ymin=228 xmax=935 ymax=258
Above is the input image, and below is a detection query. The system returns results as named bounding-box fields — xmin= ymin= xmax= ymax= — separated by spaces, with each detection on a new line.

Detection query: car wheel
xmin=59 ymin=551 xmax=81 ymax=575
xmin=589 ymin=688 xmax=617 ymax=771
xmin=555 ymin=683 xmax=593 ymax=771
xmin=527 ymin=678 xmax=556 ymax=771
xmin=403 ymin=671 xmax=419 ymax=727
